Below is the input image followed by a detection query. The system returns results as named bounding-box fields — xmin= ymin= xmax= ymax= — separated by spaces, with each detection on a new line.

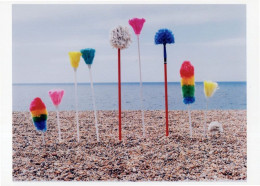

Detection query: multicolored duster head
xmin=180 ymin=61 xmax=195 ymax=104
xmin=29 ymin=97 xmax=48 ymax=132
xmin=110 ymin=25 xmax=132 ymax=49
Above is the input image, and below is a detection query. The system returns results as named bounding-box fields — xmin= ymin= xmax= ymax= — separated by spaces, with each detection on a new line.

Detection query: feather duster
xmin=180 ymin=61 xmax=195 ymax=104
xmin=203 ymin=81 xmax=219 ymax=137
xmin=154 ymin=28 xmax=175 ymax=137
xmin=110 ymin=25 xmax=132 ymax=49
xmin=155 ymin=29 xmax=175 ymax=45
xmin=68 ymin=51 xmax=81 ymax=142
xmin=68 ymin=52 xmax=82 ymax=69
xmin=110 ymin=25 xmax=132 ymax=141
xmin=204 ymin=81 xmax=218 ymax=98
xmin=49 ymin=89 xmax=64 ymax=142
xmin=80 ymin=48 xmax=95 ymax=66
xmin=129 ymin=17 xmax=146 ymax=137
xmin=128 ymin=18 xmax=145 ymax=35
xmin=30 ymin=97 xmax=48 ymax=144
xmin=80 ymin=48 xmax=100 ymax=142
xmin=180 ymin=61 xmax=195 ymax=137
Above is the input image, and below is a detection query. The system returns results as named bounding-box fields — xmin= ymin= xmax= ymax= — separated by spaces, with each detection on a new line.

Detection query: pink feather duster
xmin=128 ymin=18 xmax=146 ymax=35
xmin=49 ymin=89 xmax=64 ymax=107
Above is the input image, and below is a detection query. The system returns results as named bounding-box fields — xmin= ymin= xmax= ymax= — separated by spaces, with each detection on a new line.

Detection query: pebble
xmin=12 ymin=110 xmax=247 ymax=181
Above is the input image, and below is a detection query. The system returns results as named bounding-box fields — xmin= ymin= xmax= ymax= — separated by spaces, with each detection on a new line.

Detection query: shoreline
xmin=13 ymin=110 xmax=246 ymax=181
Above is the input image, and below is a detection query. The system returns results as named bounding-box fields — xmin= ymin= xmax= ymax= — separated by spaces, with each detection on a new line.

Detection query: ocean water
xmin=12 ymin=82 xmax=246 ymax=111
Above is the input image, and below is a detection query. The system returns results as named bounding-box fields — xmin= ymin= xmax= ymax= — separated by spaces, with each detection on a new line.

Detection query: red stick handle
xmin=118 ymin=48 xmax=122 ymax=141
xmin=164 ymin=63 xmax=169 ymax=136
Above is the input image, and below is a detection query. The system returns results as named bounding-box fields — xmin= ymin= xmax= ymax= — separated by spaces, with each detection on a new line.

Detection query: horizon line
xmin=13 ymin=81 xmax=247 ymax=85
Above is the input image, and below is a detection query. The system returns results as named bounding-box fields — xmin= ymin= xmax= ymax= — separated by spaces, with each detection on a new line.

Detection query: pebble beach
xmin=12 ymin=110 xmax=246 ymax=181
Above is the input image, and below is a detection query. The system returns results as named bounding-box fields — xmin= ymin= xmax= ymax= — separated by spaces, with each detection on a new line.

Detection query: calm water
xmin=13 ymin=82 xmax=246 ymax=111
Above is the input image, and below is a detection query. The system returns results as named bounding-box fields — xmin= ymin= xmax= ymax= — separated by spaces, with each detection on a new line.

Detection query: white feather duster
xmin=110 ymin=25 xmax=132 ymax=49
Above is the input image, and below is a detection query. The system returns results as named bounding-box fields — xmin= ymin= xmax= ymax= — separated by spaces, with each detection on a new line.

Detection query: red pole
xmin=164 ymin=63 xmax=169 ymax=136
xmin=118 ymin=48 xmax=122 ymax=141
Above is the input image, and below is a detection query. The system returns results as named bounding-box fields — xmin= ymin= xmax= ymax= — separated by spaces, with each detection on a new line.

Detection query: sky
xmin=12 ymin=4 xmax=246 ymax=84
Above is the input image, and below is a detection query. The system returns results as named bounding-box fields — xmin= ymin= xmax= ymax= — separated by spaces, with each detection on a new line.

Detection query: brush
xmin=203 ymin=81 xmax=219 ymax=137
xmin=154 ymin=28 xmax=175 ymax=137
xmin=129 ymin=17 xmax=146 ymax=137
xmin=80 ymin=48 xmax=100 ymax=142
xmin=110 ymin=25 xmax=132 ymax=141
xmin=180 ymin=61 xmax=195 ymax=138
xmin=48 ymin=89 xmax=64 ymax=143
xmin=68 ymin=51 xmax=82 ymax=142
xmin=29 ymin=97 xmax=48 ymax=145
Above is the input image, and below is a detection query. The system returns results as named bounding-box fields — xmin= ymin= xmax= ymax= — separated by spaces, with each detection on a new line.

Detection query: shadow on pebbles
xmin=12 ymin=110 xmax=246 ymax=181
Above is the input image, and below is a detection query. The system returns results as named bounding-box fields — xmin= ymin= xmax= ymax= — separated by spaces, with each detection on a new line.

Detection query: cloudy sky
xmin=12 ymin=4 xmax=246 ymax=84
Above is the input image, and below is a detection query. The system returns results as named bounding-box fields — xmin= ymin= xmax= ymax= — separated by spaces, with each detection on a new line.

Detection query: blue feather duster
xmin=155 ymin=29 xmax=175 ymax=45
xmin=80 ymin=48 xmax=95 ymax=65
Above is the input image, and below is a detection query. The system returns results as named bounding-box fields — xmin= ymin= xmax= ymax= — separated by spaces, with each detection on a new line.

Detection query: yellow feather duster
xmin=68 ymin=52 xmax=82 ymax=69
xmin=204 ymin=81 xmax=218 ymax=98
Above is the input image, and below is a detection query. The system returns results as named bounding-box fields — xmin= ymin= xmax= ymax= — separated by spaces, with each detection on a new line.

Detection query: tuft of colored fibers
xmin=204 ymin=81 xmax=218 ymax=98
xmin=30 ymin=97 xmax=47 ymax=132
xmin=154 ymin=28 xmax=175 ymax=45
xmin=128 ymin=18 xmax=146 ymax=35
xmin=68 ymin=52 xmax=82 ymax=69
xmin=49 ymin=89 xmax=64 ymax=107
xmin=181 ymin=76 xmax=194 ymax=86
xmin=180 ymin=61 xmax=195 ymax=105
xmin=180 ymin=61 xmax=194 ymax=78
xmin=183 ymin=97 xmax=195 ymax=104
xmin=182 ymin=85 xmax=195 ymax=98
xmin=110 ymin=25 xmax=132 ymax=49
xmin=80 ymin=48 xmax=95 ymax=65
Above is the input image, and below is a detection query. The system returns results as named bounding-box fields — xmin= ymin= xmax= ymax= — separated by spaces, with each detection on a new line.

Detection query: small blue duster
xmin=155 ymin=29 xmax=174 ymax=62
xmin=155 ymin=29 xmax=175 ymax=45
xmin=154 ymin=28 xmax=175 ymax=137
xmin=80 ymin=48 xmax=95 ymax=65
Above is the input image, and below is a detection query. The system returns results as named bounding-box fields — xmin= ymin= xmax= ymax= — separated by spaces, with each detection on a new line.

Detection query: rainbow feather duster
xmin=30 ymin=97 xmax=48 ymax=132
xmin=180 ymin=61 xmax=195 ymax=104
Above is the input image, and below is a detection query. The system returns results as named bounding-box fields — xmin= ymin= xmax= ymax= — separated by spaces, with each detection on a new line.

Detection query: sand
xmin=12 ymin=110 xmax=246 ymax=181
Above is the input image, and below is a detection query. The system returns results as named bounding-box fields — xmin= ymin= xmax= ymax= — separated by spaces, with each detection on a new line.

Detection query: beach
xmin=12 ymin=110 xmax=246 ymax=181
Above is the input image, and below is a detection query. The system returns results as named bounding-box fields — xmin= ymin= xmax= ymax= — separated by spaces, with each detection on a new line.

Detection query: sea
xmin=12 ymin=82 xmax=246 ymax=111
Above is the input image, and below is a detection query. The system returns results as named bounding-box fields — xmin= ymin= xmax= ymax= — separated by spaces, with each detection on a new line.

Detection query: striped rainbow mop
xmin=30 ymin=97 xmax=48 ymax=132
xmin=180 ymin=61 xmax=195 ymax=104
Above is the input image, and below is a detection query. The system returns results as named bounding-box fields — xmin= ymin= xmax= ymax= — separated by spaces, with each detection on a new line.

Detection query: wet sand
xmin=12 ymin=110 xmax=246 ymax=181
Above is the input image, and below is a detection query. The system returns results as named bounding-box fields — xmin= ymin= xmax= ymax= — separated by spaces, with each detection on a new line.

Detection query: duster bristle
xmin=183 ymin=97 xmax=195 ymax=104
xmin=204 ymin=81 xmax=219 ymax=98
xmin=128 ymin=18 xmax=146 ymax=35
xmin=180 ymin=61 xmax=194 ymax=78
xmin=68 ymin=51 xmax=82 ymax=69
xmin=110 ymin=25 xmax=132 ymax=49
xmin=182 ymin=85 xmax=195 ymax=98
xmin=155 ymin=28 xmax=175 ymax=45
xmin=49 ymin=89 xmax=64 ymax=107
xmin=80 ymin=48 xmax=95 ymax=65
xmin=30 ymin=97 xmax=47 ymax=132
